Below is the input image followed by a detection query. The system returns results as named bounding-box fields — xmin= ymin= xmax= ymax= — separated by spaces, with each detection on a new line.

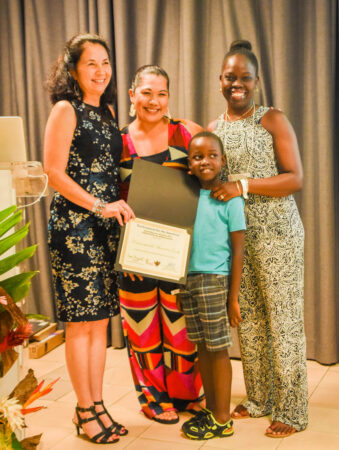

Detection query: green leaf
xmin=0 ymin=223 xmax=29 ymax=256
xmin=11 ymin=432 xmax=23 ymax=449
xmin=0 ymin=271 xmax=38 ymax=301
xmin=0 ymin=211 xmax=22 ymax=238
xmin=5 ymin=281 xmax=31 ymax=302
xmin=0 ymin=205 xmax=17 ymax=222
xmin=25 ymin=313 xmax=51 ymax=321
xmin=0 ymin=245 xmax=37 ymax=276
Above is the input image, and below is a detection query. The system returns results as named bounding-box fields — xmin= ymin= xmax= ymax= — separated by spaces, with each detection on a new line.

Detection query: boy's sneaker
xmin=182 ymin=412 xmax=234 ymax=440
xmin=182 ymin=408 xmax=210 ymax=428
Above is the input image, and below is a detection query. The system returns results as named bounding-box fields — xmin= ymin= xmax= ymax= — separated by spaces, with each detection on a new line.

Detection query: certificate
xmin=115 ymin=159 xmax=200 ymax=284
xmin=118 ymin=218 xmax=190 ymax=281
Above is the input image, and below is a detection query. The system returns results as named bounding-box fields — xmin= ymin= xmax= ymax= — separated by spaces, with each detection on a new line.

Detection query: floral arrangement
xmin=0 ymin=206 xmax=58 ymax=448
xmin=0 ymin=369 xmax=59 ymax=448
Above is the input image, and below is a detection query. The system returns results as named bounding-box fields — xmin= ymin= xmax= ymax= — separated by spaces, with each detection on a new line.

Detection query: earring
xmin=219 ymin=88 xmax=222 ymax=92
xmin=255 ymin=86 xmax=259 ymax=93
xmin=69 ymin=72 xmax=82 ymax=100
xmin=129 ymin=103 xmax=136 ymax=117
xmin=73 ymin=79 xmax=82 ymax=100
xmin=164 ymin=109 xmax=172 ymax=119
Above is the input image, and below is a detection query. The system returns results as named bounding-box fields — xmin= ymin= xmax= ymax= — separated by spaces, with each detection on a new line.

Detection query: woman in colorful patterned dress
xmin=207 ymin=40 xmax=308 ymax=438
xmin=119 ymin=65 xmax=204 ymax=424
xmin=44 ymin=34 xmax=134 ymax=444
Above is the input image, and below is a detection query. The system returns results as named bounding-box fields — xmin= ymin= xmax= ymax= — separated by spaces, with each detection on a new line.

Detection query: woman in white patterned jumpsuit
xmin=207 ymin=39 xmax=308 ymax=438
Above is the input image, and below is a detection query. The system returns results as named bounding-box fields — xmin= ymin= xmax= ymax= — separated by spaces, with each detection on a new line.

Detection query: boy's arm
xmin=228 ymin=230 xmax=245 ymax=327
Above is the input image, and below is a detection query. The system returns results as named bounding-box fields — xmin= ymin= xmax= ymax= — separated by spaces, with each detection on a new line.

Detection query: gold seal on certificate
xmin=115 ymin=159 xmax=200 ymax=284
xmin=118 ymin=218 xmax=190 ymax=281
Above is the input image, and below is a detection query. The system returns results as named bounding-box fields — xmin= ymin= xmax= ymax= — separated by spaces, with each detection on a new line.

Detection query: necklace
xmin=225 ymin=101 xmax=255 ymax=122
xmin=223 ymin=103 xmax=256 ymax=182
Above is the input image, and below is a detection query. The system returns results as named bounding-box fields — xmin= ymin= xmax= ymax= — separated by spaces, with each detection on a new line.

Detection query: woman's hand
xmin=102 ymin=200 xmax=135 ymax=225
xmin=176 ymin=295 xmax=183 ymax=313
xmin=211 ymin=182 xmax=241 ymax=202
xmin=123 ymin=272 xmax=143 ymax=281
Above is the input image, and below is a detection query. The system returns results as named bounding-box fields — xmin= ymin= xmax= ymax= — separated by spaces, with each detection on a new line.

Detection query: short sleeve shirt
xmin=188 ymin=190 xmax=246 ymax=275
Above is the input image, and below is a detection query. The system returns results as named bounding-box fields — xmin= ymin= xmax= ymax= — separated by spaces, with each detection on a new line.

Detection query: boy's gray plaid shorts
xmin=179 ymin=273 xmax=232 ymax=352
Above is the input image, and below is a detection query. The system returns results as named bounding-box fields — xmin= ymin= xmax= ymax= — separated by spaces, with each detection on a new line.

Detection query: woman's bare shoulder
xmin=206 ymin=118 xmax=218 ymax=132
xmin=260 ymin=107 xmax=292 ymax=135
xmin=181 ymin=119 xmax=204 ymax=136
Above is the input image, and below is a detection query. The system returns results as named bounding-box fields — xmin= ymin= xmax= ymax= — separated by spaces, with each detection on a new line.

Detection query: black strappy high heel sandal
xmin=94 ymin=400 xmax=129 ymax=436
xmin=73 ymin=405 xmax=120 ymax=444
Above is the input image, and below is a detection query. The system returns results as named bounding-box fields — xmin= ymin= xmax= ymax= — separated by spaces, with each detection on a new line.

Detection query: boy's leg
xmin=182 ymin=344 xmax=234 ymax=440
xmin=197 ymin=342 xmax=232 ymax=420
xmin=205 ymin=345 xmax=232 ymax=424
xmin=197 ymin=342 xmax=214 ymax=410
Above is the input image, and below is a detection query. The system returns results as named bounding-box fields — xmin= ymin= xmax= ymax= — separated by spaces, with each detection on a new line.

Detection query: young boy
xmin=179 ymin=131 xmax=246 ymax=440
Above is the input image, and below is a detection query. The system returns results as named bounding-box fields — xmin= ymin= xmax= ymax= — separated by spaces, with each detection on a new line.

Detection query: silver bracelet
xmin=240 ymin=178 xmax=249 ymax=199
xmin=92 ymin=198 xmax=107 ymax=216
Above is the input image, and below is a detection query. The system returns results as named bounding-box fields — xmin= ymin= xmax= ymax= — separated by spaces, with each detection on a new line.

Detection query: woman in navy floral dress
xmin=44 ymin=34 xmax=134 ymax=444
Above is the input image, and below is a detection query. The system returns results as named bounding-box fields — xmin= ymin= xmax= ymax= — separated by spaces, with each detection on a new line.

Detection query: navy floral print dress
xmin=48 ymin=100 xmax=122 ymax=322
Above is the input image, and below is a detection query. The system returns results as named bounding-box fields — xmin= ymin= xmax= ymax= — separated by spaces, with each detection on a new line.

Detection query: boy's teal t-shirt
xmin=188 ymin=189 xmax=246 ymax=275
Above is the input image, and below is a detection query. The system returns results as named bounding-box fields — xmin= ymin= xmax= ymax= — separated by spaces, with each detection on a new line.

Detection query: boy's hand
xmin=228 ymin=300 xmax=243 ymax=327
xmin=176 ymin=295 xmax=183 ymax=312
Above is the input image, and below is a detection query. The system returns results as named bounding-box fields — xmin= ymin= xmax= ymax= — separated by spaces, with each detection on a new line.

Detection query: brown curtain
xmin=0 ymin=0 xmax=337 ymax=364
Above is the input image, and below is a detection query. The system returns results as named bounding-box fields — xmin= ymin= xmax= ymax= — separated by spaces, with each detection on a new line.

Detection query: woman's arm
xmin=44 ymin=100 xmax=98 ymax=211
xmin=44 ymin=101 xmax=134 ymax=224
xmin=210 ymin=108 xmax=303 ymax=201
xmin=248 ymin=108 xmax=303 ymax=197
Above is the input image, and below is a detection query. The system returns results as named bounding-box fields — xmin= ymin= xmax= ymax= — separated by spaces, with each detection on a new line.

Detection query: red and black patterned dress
xmin=119 ymin=118 xmax=203 ymax=418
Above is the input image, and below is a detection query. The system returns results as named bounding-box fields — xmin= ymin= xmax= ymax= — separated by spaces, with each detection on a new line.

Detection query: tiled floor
xmin=21 ymin=343 xmax=339 ymax=449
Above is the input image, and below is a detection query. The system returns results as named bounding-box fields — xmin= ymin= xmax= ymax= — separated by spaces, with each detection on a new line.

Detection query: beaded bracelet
xmin=92 ymin=198 xmax=107 ymax=216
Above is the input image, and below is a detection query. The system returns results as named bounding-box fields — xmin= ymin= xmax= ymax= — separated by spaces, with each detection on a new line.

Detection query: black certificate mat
xmin=115 ymin=159 xmax=200 ymax=284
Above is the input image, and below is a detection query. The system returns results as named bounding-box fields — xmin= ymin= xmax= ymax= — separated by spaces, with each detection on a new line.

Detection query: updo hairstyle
xmin=222 ymin=40 xmax=259 ymax=76
xmin=130 ymin=65 xmax=170 ymax=93
xmin=47 ymin=33 xmax=115 ymax=105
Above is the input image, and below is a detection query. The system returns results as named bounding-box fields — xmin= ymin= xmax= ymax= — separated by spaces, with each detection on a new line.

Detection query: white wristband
xmin=240 ymin=178 xmax=248 ymax=199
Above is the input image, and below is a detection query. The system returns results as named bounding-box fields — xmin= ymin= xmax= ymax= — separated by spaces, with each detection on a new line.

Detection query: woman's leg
xmin=159 ymin=284 xmax=203 ymax=410
xmin=119 ymin=276 xmax=175 ymax=419
xmin=236 ymin=247 xmax=274 ymax=418
xmin=261 ymin=231 xmax=308 ymax=434
xmin=87 ymin=318 xmax=108 ymax=401
xmin=65 ymin=320 xmax=117 ymax=442
xmin=86 ymin=319 xmax=127 ymax=435
xmin=238 ymin=219 xmax=308 ymax=433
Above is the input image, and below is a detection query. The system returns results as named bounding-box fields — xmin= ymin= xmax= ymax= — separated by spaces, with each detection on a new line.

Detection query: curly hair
xmin=46 ymin=33 xmax=116 ymax=106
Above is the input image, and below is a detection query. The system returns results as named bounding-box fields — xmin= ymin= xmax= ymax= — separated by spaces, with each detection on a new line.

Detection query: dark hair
xmin=46 ymin=33 xmax=116 ymax=105
xmin=130 ymin=65 xmax=170 ymax=92
xmin=222 ymin=40 xmax=259 ymax=76
xmin=188 ymin=131 xmax=225 ymax=156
